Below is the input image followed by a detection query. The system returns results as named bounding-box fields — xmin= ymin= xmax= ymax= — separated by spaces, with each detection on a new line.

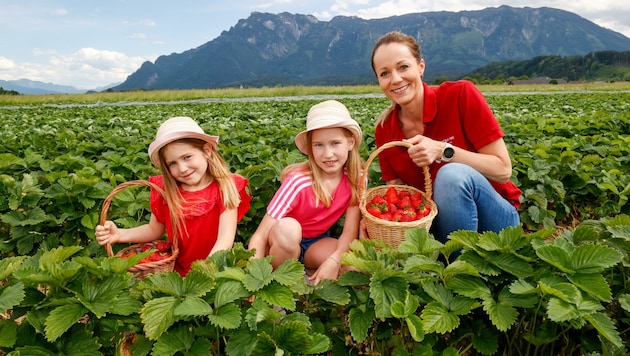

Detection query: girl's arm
xmin=247 ymin=214 xmax=277 ymax=259
xmin=209 ymin=208 xmax=238 ymax=255
xmin=309 ymin=205 xmax=361 ymax=284
xmin=95 ymin=214 xmax=165 ymax=246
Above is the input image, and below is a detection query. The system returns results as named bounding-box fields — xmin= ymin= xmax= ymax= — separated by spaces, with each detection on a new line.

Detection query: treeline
xmin=456 ymin=50 xmax=630 ymax=84
xmin=0 ymin=87 xmax=20 ymax=95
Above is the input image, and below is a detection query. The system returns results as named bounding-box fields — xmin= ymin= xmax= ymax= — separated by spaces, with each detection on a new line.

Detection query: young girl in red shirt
xmin=95 ymin=116 xmax=251 ymax=276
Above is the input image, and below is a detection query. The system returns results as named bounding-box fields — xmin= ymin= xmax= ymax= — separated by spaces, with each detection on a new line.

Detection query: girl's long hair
xmin=371 ymin=31 xmax=423 ymax=128
xmin=158 ymin=138 xmax=241 ymax=239
xmin=281 ymin=127 xmax=362 ymax=207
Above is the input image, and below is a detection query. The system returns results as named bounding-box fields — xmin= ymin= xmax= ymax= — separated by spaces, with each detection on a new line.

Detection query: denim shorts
xmin=299 ymin=231 xmax=330 ymax=263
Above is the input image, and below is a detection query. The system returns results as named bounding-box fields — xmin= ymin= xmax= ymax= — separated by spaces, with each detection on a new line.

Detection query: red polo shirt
xmin=374 ymin=80 xmax=521 ymax=209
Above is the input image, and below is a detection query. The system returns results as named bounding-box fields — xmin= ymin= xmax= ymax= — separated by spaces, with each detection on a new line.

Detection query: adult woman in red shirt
xmin=370 ymin=31 xmax=521 ymax=244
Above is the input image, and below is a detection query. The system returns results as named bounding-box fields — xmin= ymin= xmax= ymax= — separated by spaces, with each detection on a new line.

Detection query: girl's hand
xmin=95 ymin=220 xmax=120 ymax=246
xmin=308 ymin=256 xmax=341 ymax=285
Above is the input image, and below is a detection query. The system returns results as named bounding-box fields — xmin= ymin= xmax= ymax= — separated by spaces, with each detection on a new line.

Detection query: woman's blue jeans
xmin=431 ymin=163 xmax=520 ymax=243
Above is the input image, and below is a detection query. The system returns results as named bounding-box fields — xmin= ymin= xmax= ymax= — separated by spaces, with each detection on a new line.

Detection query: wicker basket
xmin=100 ymin=180 xmax=179 ymax=279
xmin=360 ymin=141 xmax=438 ymax=248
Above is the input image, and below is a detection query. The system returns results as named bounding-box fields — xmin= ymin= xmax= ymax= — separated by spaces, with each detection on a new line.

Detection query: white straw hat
xmin=148 ymin=116 xmax=219 ymax=168
xmin=295 ymin=100 xmax=362 ymax=154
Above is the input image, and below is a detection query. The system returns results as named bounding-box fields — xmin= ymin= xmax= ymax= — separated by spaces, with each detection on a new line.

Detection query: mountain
xmin=113 ymin=6 xmax=630 ymax=91
xmin=0 ymin=79 xmax=121 ymax=95
xmin=0 ymin=79 xmax=84 ymax=95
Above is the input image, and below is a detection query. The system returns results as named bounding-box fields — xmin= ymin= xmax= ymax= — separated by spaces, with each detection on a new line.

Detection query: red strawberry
xmin=384 ymin=187 xmax=399 ymax=205
xmin=150 ymin=251 xmax=170 ymax=262
xmin=155 ymin=241 xmax=171 ymax=253
xmin=416 ymin=202 xmax=431 ymax=218
xmin=141 ymin=243 xmax=153 ymax=252
xmin=398 ymin=190 xmax=411 ymax=199
xmin=399 ymin=196 xmax=412 ymax=209
xmin=367 ymin=207 xmax=383 ymax=218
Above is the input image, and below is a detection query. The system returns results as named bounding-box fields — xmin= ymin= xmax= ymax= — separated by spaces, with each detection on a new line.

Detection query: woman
xmin=369 ymin=31 xmax=521 ymax=243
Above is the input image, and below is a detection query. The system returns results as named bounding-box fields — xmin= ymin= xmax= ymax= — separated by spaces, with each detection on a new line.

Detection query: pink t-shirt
xmin=267 ymin=172 xmax=351 ymax=238
xmin=149 ymin=174 xmax=251 ymax=275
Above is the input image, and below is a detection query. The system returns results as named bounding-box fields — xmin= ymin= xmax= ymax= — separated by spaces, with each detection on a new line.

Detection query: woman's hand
xmin=95 ymin=220 xmax=120 ymax=246
xmin=308 ymin=256 xmax=341 ymax=285
xmin=405 ymin=135 xmax=444 ymax=166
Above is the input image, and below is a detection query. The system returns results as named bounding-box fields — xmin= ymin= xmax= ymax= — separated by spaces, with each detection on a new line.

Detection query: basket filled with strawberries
xmin=360 ymin=141 xmax=438 ymax=248
xmin=100 ymin=180 xmax=179 ymax=279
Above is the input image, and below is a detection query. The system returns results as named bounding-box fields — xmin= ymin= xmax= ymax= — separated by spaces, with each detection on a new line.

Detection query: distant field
xmin=1 ymin=81 xmax=629 ymax=106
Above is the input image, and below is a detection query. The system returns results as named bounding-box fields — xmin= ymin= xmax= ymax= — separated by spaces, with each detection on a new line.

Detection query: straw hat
xmin=295 ymin=100 xmax=362 ymax=154
xmin=148 ymin=116 xmax=219 ymax=168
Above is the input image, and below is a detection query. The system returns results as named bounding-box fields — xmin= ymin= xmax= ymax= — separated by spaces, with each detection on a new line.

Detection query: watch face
xmin=444 ymin=147 xmax=455 ymax=159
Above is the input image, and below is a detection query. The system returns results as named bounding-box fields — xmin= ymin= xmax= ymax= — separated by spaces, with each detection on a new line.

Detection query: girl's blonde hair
xmin=371 ymin=31 xmax=424 ymax=127
xmin=158 ymin=138 xmax=241 ymax=238
xmin=281 ymin=127 xmax=362 ymax=207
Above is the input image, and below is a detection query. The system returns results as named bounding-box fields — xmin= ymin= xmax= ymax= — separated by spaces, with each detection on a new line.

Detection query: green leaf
xmin=143 ymin=271 xmax=185 ymax=297
xmin=482 ymin=297 xmax=518 ymax=331
xmin=275 ymin=320 xmax=311 ymax=354
xmin=405 ymin=314 xmax=424 ymax=342
xmin=174 ymin=296 xmax=213 ymax=316
xmin=251 ymin=332 xmax=279 ymax=356
xmin=215 ymin=280 xmax=249 ymax=308
xmin=272 ymin=258 xmax=305 ymax=286
xmin=225 ymin=328 xmax=257 ymax=356
xmin=208 ymin=303 xmax=242 ymax=330
xmin=257 ymin=282 xmax=296 ymax=310
xmin=539 ymin=280 xmax=580 ymax=303
xmin=546 ymin=298 xmax=580 ymax=322
xmin=584 ymin=313 xmax=623 ymax=348
xmin=509 ymin=279 xmax=538 ymax=295
xmin=369 ymin=272 xmax=408 ymax=320
xmin=403 ymin=255 xmax=443 ymax=274
xmin=398 ymin=227 xmax=443 ymax=253
xmin=568 ymin=273 xmax=612 ymax=302
xmin=244 ymin=258 xmax=274 ymax=292
xmin=153 ymin=327 xmax=194 ymax=356
xmin=446 ymin=275 xmax=491 ymax=299
xmin=488 ymin=253 xmax=534 ymax=278
xmin=571 ymin=243 xmax=622 ymax=273
xmin=0 ymin=256 xmax=26 ymax=280
xmin=348 ymin=306 xmax=375 ymax=342
xmin=535 ymin=245 xmax=574 ymax=273
xmin=76 ymin=274 xmax=128 ymax=318
xmin=0 ymin=319 xmax=17 ymax=348
xmin=181 ymin=269 xmax=216 ymax=297
xmin=141 ymin=296 xmax=179 ymax=340
xmin=313 ymin=279 xmax=350 ymax=304
xmin=421 ymin=301 xmax=459 ymax=333
xmin=110 ymin=292 xmax=143 ymax=316
xmin=618 ymin=294 xmax=630 ymax=313
xmin=62 ymin=330 xmax=101 ymax=356
xmin=304 ymin=333 xmax=331 ymax=355
xmin=44 ymin=303 xmax=88 ymax=342
xmin=471 ymin=326 xmax=499 ymax=355
xmin=1 ymin=207 xmax=47 ymax=226
xmin=0 ymin=282 xmax=25 ymax=314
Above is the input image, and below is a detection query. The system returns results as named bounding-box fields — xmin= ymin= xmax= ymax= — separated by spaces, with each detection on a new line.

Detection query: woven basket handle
xmin=99 ymin=179 xmax=172 ymax=257
xmin=361 ymin=140 xmax=433 ymax=199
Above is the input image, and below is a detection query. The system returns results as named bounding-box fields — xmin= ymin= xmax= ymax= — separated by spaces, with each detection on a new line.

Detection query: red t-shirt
xmin=149 ymin=174 xmax=251 ymax=275
xmin=374 ymin=80 xmax=521 ymax=209
xmin=266 ymin=171 xmax=352 ymax=238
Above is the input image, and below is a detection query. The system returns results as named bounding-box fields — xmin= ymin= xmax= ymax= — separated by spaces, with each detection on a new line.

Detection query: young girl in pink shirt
xmin=248 ymin=100 xmax=363 ymax=285
xmin=96 ymin=116 xmax=251 ymax=276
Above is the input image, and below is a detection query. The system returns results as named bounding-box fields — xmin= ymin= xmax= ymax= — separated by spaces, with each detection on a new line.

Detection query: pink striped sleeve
xmin=267 ymin=174 xmax=312 ymax=219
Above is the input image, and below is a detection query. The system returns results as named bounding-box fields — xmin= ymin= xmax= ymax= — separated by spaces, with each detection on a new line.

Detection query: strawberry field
xmin=0 ymin=90 xmax=629 ymax=355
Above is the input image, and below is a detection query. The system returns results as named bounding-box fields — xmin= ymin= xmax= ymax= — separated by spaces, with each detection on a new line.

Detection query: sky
xmin=1 ymin=0 xmax=628 ymax=90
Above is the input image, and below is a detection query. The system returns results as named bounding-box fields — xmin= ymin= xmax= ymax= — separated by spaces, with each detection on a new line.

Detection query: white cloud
xmin=51 ymin=8 xmax=68 ymax=16
xmin=129 ymin=32 xmax=148 ymax=39
xmin=0 ymin=49 xmax=152 ymax=89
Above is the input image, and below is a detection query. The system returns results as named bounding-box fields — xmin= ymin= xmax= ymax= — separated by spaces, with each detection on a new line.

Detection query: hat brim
xmin=295 ymin=119 xmax=362 ymax=154
xmin=149 ymin=131 xmax=219 ymax=167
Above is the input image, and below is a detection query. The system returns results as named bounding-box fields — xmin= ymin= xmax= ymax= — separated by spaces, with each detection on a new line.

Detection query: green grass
xmin=1 ymin=82 xmax=629 ymax=106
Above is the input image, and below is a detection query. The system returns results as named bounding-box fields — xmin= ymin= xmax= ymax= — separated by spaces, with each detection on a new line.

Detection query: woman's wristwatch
xmin=438 ymin=142 xmax=455 ymax=163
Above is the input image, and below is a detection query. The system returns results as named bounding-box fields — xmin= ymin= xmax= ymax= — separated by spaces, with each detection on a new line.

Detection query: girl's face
xmin=162 ymin=141 xmax=212 ymax=191
xmin=372 ymin=42 xmax=425 ymax=107
xmin=310 ymin=127 xmax=354 ymax=177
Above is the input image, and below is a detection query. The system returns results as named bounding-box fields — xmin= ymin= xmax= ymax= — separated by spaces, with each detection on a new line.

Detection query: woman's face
xmin=372 ymin=42 xmax=425 ymax=106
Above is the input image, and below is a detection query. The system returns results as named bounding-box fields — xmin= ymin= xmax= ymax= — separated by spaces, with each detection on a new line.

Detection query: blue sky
xmin=1 ymin=0 xmax=628 ymax=89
